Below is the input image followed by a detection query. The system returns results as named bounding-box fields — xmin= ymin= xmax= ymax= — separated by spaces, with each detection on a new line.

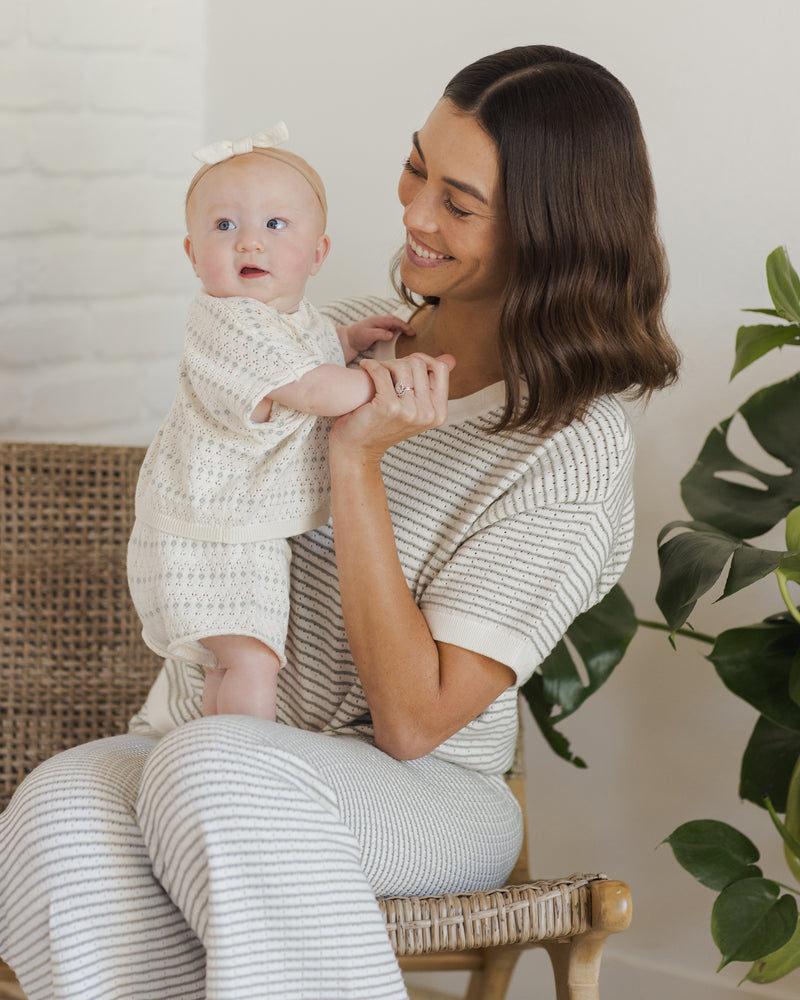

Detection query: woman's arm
xmin=329 ymin=353 xmax=514 ymax=760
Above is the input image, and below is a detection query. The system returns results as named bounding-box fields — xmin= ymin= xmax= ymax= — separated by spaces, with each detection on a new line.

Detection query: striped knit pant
xmin=0 ymin=717 xmax=522 ymax=1000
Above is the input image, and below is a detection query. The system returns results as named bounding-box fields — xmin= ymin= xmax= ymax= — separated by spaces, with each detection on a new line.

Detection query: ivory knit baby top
xmin=135 ymin=292 xmax=344 ymax=542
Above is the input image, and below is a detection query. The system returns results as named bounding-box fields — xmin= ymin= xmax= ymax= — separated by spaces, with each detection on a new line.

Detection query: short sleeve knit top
xmin=134 ymin=292 xmax=344 ymax=542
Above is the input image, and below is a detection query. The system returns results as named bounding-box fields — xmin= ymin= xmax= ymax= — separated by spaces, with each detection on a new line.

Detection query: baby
xmin=128 ymin=124 xmax=408 ymax=721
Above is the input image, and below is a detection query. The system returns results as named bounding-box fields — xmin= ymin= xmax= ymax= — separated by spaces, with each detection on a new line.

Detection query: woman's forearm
xmin=331 ymin=451 xmax=514 ymax=759
xmin=328 ymin=352 xmax=513 ymax=759
xmin=329 ymin=448 xmax=444 ymax=758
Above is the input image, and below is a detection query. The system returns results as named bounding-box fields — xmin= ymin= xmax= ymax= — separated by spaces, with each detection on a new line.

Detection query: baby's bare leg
xmin=201 ymin=666 xmax=225 ymax=717
xmin=199 ymin=635 xmax=280 ymax=721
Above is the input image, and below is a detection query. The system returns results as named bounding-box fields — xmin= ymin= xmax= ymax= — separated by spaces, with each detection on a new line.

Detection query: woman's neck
xmin=399 ymin=300 xmax=504 ymax=399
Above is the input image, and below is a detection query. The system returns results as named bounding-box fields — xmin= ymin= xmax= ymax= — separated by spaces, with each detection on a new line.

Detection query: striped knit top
xmin=131 ymin=295 xmax=635 ymax=775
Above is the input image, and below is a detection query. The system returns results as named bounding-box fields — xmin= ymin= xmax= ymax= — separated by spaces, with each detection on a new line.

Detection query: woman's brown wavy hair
xmin=395 ymin=45 xmax=680 ymax=434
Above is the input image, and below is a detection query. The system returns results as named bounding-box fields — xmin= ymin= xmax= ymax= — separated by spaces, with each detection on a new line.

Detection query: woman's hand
xmin=329 ymin=352 xmax=456 ymax=464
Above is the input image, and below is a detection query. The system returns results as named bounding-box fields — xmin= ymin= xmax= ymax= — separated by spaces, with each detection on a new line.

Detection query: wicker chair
xmin=0 ymin=441 xmax=631 ymax=1000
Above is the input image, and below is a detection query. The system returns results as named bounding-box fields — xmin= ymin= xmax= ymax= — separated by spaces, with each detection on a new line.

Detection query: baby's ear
xmin=309 ymin=234 xmax=331 ymax=276
xmin=183 ymin=235 xmax=197 ymax=269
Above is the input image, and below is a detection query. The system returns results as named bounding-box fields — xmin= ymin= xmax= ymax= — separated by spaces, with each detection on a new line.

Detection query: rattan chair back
xmin=0 ymin=442 xmax=160 ymax=809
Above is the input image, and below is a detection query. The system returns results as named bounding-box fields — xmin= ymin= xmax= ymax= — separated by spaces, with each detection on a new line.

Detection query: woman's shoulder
xmin=547 ymin=394 xmax=633 ymax=467
xmin=465 ymin=395 xmax=633 ymax=512
xmin=476 ymin=392 xmax=633 ymax=464
xmin=574 ymin=394 xmax=635 ymax=454
xmin=527 ymin=395 xmax=635 ymax=503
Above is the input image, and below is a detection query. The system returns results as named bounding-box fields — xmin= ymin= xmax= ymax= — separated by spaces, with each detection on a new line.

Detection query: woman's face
xmin=397 ymin=99 xmax=511 ymax=307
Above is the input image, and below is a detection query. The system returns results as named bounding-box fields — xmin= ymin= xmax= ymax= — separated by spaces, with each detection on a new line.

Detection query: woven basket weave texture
xmin=0 ymin=442 xmax=160 ymax=809
xmin=382 ymin=874 xmax=598 ymax=954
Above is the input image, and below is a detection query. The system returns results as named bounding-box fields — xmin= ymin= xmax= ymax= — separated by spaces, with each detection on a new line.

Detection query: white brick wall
xmin=0 ymin=0 xmax=206 ymax=444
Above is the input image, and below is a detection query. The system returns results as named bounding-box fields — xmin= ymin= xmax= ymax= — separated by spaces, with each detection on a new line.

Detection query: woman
xmin=0 ymin=45 xmax=678 ymax=1000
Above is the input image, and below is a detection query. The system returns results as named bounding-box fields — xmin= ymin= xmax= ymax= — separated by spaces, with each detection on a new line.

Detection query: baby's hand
xmin=337 ymin=315 xmax=414 ymax=361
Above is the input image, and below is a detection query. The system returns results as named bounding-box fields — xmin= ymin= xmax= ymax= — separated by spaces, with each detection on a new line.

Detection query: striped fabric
xmin=0 ymin=721 xmax=521 ymax=1000
xmin=0 ymin=296 xmax=636 ymax=999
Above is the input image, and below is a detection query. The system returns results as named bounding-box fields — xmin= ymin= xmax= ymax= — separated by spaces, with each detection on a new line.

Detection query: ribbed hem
xmin=422 ymin=607 xmax=534 ymax=682
xmin=134 ymin=505 xmax=330 ymax=542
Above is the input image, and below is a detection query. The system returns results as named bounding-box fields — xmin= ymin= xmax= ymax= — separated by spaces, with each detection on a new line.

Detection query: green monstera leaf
xmin=655 ymin=521 xmax=787 ymax=632
xmin=779 ymin=507 xmax=800 ymax=626
xmin=681 ymin=250 xmax=800 ymax=540
xmin=520 ymin=584 xmax=636 ymax=767
xmin=663 ymin=819 xmax=762 ymax=890
xmin=712 ymin=879 xmax=798 ymax=970
xmin=766 ymin=246 xmax=800 ymax=325
xmin=739 ymin=714 xmax=800 ymax=811
xmin=708 ymin=620 xmax=800 ymax=732
xmin=731 ymin=324 xmax=800 ymax=379
xmin=732 ymin=248 xmax=800 ymax=377
xmin=680 ymin=374 xmax=800 ymax=540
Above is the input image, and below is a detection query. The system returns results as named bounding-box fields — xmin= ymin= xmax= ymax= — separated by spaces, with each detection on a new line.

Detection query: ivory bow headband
xmin=186 ymin=122 xmax=328 ymax=227
xmin=192 ymin=122 xmax=290 ymax=165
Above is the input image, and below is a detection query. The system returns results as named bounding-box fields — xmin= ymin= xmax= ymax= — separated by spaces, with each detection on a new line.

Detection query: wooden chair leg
xmin=464 ymin=945 xmax=523 ymax=1000
xmin=543 ymin=934 xmax=608 ymax=1000
xmin=543 ymin=939 xmax=576 ymax=1000
xmin=543 ymin=880 xmax=632 ymax=1000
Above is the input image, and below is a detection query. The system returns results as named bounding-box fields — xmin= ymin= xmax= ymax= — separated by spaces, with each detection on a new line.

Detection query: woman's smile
xmin=406 ymin=234 xmax=453 ymax=264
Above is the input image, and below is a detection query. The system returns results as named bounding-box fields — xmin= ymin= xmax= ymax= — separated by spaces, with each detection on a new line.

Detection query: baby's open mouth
xmin=240 ymin=266 xmax=267 ymax=276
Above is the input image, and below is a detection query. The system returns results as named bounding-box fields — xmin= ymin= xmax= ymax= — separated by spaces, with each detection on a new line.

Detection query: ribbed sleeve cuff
xmin=422 ymin=607 xmax=538 ymax=684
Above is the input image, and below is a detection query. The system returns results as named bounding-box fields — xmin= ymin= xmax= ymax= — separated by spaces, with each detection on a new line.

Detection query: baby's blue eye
xmin=216 ymin=219 xmax=236 ymax=231
xmin=266 ymin=218 xmax=287 ymax=230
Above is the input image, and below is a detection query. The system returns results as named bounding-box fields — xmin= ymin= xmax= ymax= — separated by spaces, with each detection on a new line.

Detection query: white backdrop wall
xmin=3 ymin=0 xmax=800 ymax=996
xmin=0 ymin=0 xmax=204 ymax=444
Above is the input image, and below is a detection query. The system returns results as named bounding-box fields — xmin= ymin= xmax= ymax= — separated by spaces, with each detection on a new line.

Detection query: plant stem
xmin=776 ymin=571 xmax=800 ymax=627
xmin=636 ymin=618 xmax=716 ymax=645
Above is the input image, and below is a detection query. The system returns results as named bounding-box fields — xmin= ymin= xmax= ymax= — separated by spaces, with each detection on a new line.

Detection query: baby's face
xmin=184 ymin=153 xmax=329 ymax=313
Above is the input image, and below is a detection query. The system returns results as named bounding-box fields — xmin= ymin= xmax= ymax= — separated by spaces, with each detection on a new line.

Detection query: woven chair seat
xmin=381 ymin=873 xmax=603 ymax=956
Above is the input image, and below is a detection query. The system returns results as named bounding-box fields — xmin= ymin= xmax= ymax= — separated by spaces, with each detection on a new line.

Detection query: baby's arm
xmin=264 ymin=364 xmax=375 ymax=417
xmin=338 ymin=315 xmax=414 ymax=363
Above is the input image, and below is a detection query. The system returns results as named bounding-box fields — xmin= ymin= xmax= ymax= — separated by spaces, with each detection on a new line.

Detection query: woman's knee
xmin=136 ymin=716 xmax=270 ymax=843
xmin=136 ymin=716 xmax=341 ymax=851
xmin=0 ymin=735 xmax=156 ymax=905
xmin=138 ymin=715 xmax=262 ymax=804
xmin=2 ymin=734 xmax=153 ymax=831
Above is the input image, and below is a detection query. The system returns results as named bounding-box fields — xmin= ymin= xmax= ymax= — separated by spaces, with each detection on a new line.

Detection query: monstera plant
xmin=520 ymin=245 xmax=800 ymax=983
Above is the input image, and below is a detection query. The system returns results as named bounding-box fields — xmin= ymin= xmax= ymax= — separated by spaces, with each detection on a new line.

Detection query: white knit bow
xmin=192 ymin=122 xmax=290 ymax=165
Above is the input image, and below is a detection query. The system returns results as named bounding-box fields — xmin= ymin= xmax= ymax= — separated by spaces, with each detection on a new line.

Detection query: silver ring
xmin=394 ymin=382 xmax=412 ymax=398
